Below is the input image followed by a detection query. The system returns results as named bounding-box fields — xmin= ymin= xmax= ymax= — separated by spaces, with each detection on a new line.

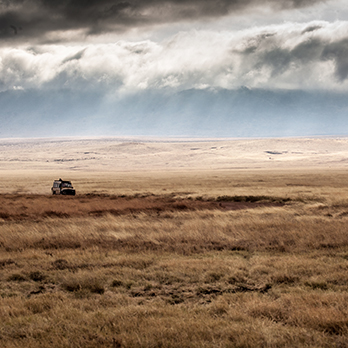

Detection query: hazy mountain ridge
xmin=1 ymin=87 xmax=347 ymax=138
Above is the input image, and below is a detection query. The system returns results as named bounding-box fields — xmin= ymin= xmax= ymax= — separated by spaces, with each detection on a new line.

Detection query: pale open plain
xmin=1 ymin=137 xmax=348 ymax=348
xmin=1 ymin=136 xmax=348 ymax=173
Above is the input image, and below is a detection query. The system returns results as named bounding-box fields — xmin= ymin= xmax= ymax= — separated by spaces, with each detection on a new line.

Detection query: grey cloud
xmin=292 ymin=38 xmax=324 ymax=61
xmin=260 ymin=48 xmax=293 ymax=76
xmin=62 ymin=49 xmax=86 ymax=64
xmin=0 ymin=0 xmax=328 ymax=42
xmin=322 ymin=39 xmax=348 ymax=81
xmin=9 ymin=25 xmax=22 ymax=35
xmin=237 ymin=27 xmax=348 ymax=83
xmin=260 ymin=38 xmax=325 ymax=75
xmin=301 ymin=24 xmax=324 ymax=34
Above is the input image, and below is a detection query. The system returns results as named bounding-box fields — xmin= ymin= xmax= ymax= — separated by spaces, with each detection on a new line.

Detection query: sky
xmin=1 ymin=0 xmax=348 ymax=137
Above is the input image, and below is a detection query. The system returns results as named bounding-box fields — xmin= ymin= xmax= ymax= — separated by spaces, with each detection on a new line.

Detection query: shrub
xmin=7 ymin=273 xmax=26 ymax=282
xmin=62 ymin=275 xmax=105 ymax=294
xmin=29 ymin=271 xmax=46 ymax=282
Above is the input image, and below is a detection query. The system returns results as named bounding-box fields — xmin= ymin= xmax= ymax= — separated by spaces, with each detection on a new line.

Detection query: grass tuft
xmin=61 ymin=274 xmax=105 ymax=295
xmin=7 ymin=273 xmax=26 ymax=282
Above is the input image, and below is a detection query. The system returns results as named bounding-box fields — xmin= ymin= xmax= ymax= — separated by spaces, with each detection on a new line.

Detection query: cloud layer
xmin=1 ymin=20 xmax=348 ymax=94
xmin=0 ymin=0 xmax=328 ymax=42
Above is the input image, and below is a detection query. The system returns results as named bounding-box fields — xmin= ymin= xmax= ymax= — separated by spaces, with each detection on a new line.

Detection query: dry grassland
xmin=1 ymin=168 xmax=348 ymax=348
xmin=1 ymin=137 xmax=348 ymax=347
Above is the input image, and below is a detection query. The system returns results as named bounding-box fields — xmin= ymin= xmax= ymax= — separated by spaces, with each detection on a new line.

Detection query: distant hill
xmin=1 ymin=87 xmax=347 ymax=137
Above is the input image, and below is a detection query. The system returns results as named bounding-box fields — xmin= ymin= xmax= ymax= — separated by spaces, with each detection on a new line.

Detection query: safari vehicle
xmin=51 ymin=179 xmax=76 ymax=195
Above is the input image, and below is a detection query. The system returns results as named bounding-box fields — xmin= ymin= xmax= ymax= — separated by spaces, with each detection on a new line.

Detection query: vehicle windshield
xmin=61 ymin=183 xmax=72 ymax=188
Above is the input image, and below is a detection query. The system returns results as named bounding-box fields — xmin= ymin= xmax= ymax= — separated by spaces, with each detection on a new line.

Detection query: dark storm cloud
xmin=252 ymin=37 xmax=325 ymax=77
xmin=0 ymin=0 xmax=328 ymax=42
xmin=322 ymin=39 xmax=348 ymax=81
xmin=234 ymin=24 xmax=348 ymax=85
xmin=301 ymin=24 xmax=324 ymax=34
xmin=62 ymin=48 xmax=86 ymax=64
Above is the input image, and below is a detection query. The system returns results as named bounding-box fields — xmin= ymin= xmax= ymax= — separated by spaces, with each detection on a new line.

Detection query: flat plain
xmin=1 ymin=137 xmax=348 ymax=348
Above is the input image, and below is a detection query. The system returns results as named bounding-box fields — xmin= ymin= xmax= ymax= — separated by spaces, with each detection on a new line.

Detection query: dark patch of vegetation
xmin=173 ymin=204 xmax=189 ymax=210
xmin=0 ymin=259 xmax=15 ymax=268
xmin=29 ymin=271 xmax=46 ymax=282
xmin=51 ymin=259 xmax=70 ymax=270
xmin=62 ymin=278 xmax=105 ymax=294
xmin=7 ymin=273 xmax=27 ymax=282
xmin=304 ymin=281 xmax=328 ymax=290
xmin=43 ymin=211 xmax=70 ymax=218
xmin=215 ymin=195 xmax=291 ymax=203
xmin=0 ymin=212 xmax=10 ymax=219
xmin=271 ymin=274 xmax=299 ymax=284
xmin=111 ymin=279 xmax=123 ymax=287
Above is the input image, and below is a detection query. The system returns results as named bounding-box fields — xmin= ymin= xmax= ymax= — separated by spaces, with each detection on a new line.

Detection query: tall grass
xmin=1 ymin=207 xmax=348 ymax=253
xmin=1 ymin=170 xmax=348 ymax=347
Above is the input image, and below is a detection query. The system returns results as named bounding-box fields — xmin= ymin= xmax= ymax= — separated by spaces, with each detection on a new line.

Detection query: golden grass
xmin=1 ymin=170 xmax=348 ymax=347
